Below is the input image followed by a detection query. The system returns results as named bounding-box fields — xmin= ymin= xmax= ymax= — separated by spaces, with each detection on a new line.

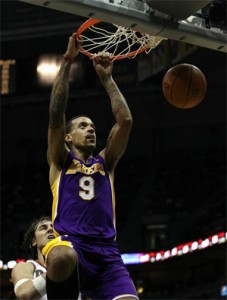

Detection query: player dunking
xmin=43 ymin=33 xmax=138 ymax=299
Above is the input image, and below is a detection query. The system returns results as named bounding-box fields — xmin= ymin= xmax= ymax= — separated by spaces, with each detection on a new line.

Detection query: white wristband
xmin=14 ymin=278 xmax=30 ymax=295
xmin=32 ymin=275 xmax=46 ymax=296
xmin=32 ymin=276 xmax=46 ymax=297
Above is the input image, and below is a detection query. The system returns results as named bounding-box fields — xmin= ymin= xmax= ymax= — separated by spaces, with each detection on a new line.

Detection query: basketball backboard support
xmin=145 ymin=0 xmax=211 ymax=20
xmin=18 ymin=0 xmax=227 ymax=53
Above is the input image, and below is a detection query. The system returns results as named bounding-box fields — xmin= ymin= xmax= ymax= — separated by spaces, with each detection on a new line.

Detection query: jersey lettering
xmin=35 ymin=270 xmax=44 ymax=277
xmin=79 ymin=176 xmax=95 ymax=200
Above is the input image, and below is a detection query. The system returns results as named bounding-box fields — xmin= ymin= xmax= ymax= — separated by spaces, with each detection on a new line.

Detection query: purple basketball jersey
xmin=51 ymin=151 xmax=116 ymax=240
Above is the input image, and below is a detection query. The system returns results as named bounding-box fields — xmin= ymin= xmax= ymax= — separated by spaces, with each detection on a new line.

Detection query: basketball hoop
xmin=76 ymin=18 xmax=167 ymax=60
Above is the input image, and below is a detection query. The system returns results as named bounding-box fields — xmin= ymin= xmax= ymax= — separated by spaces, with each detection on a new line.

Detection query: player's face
xmin=32 ymin=220 xmax=54 ymax=250
xmin=66 ymin=117 xmax=96 ymax=150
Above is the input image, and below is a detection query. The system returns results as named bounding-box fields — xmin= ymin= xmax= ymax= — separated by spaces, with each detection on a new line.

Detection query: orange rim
xmin=76 ymin=18 xmax=150 ymax=60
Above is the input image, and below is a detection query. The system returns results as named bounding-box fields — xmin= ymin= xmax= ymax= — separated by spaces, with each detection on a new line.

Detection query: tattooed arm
xmin=48 ymin=34 xmax=80 ymax=185
xmin=93 ymin=53 xmax=133 ymax=173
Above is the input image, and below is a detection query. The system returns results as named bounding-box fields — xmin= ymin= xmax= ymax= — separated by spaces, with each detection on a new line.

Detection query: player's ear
xmin=32 ymin=238 xmax=36 ymax=247
xmin=65 ymin=134 xmax=72 ymax=143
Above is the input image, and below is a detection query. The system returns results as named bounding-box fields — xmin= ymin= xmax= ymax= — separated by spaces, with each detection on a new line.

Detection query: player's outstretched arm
xmin=48 ymin=34 xmax=81 ymax=185
xmin=11 ymin=262 xmax=46 ymax=300
xmin=93 ymin=52 xmax=133 ymax=172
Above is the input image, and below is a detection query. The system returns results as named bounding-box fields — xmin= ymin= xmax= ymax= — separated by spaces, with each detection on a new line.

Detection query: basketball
xmin=162 ymin=64 xmax=207 ymax=109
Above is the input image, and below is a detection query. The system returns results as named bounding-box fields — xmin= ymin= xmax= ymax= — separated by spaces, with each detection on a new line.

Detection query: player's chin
xmin=86 ymin=143 xmax=96 ymax=151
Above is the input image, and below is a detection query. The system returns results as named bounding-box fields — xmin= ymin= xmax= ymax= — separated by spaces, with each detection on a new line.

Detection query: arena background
xmin=1 ymin=1 xmax=226 ymax=299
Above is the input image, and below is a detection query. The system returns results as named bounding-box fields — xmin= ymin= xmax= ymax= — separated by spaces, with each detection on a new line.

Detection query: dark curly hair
xmin=22 ymin=216 xmax=52 ymax=260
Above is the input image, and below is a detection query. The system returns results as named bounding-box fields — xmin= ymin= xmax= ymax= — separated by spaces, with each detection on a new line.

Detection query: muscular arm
xmin=101 ymin=76 xmax=132 ymax=171
xmin=48 ymin=60 xmax=70 ymax=163
xmin=11 ymin=262 xmax=46 ymax=300
xmin=95 ymin=55 xmax=132 ymax=172
xmin=48 ymin=34 xmax=80 ymax=185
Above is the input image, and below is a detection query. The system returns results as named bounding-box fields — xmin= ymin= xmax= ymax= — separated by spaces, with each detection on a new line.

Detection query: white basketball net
xmin=79 ymin=23 xmax=167 ymax=60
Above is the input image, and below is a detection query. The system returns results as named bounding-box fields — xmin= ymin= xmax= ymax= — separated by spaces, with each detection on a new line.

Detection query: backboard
xmin=18 ymin=0 xmax=227 ymax=53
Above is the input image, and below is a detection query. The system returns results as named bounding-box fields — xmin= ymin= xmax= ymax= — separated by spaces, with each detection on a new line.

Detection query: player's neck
xmin=73 ymin=148 xmax=93 ymax=163
xmin=37 ymin=252 xmax=46 ymax=267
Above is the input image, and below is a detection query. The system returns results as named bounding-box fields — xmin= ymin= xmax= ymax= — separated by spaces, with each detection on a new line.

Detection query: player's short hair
xmin=65 ymin=115 xmax=90 ymax=134
xmin=22 ymin=216 xmax=51 ymax=259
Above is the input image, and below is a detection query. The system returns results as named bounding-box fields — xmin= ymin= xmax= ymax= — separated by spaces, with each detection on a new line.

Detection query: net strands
xmin=79 ymin=23 xmax=166 ymax=60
